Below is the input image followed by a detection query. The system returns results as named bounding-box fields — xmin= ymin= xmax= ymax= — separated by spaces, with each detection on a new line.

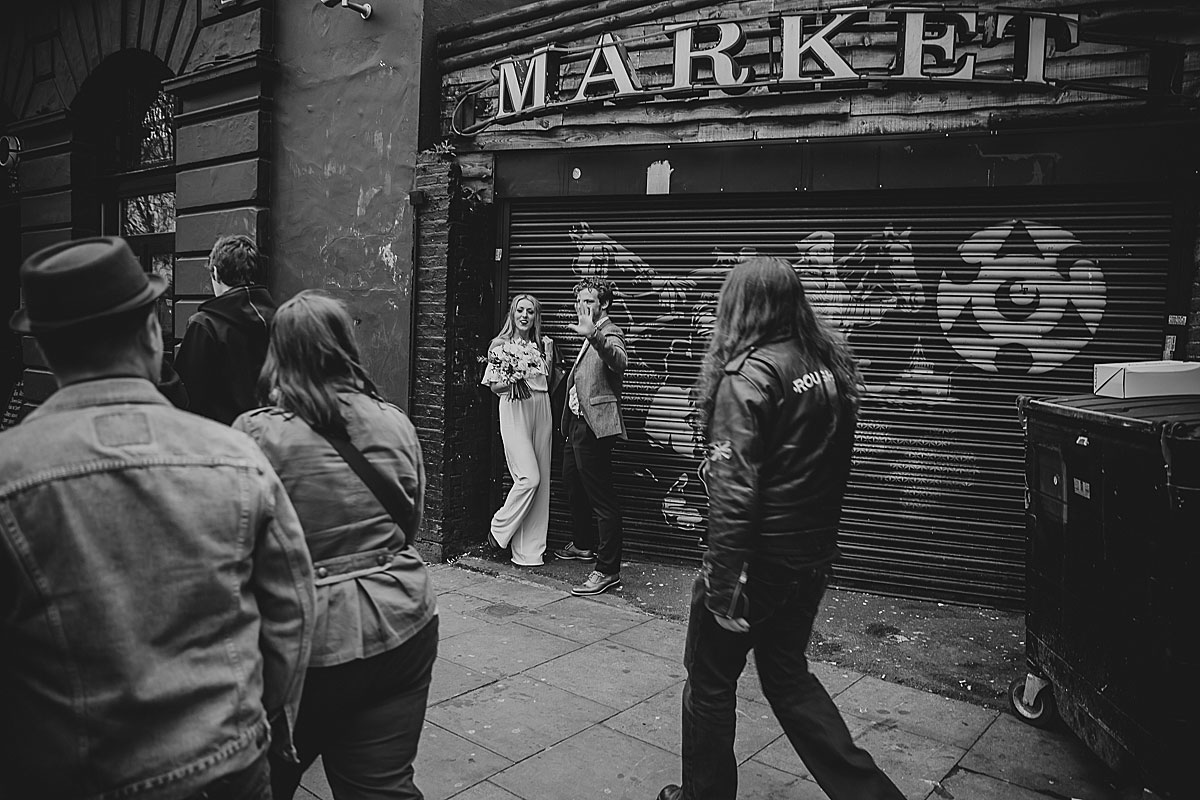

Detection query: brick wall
xmin=412 ymin=152 xmax=497 ymax=562
xmin=1191 ymin=224 xmax=1200 ymax=360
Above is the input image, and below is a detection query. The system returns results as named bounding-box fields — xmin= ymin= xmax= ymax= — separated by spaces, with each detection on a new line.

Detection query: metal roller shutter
xmin=502 ymin=193 xmax=1172 ymax=608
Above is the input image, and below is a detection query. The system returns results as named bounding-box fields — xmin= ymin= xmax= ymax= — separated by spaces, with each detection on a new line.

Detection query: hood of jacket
xmin=198 ymin=284 xmax=277 ymax=331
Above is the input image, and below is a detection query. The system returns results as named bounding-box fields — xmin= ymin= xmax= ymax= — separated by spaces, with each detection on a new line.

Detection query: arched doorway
xmin=70 ymin=51 xmax=178 ymax=355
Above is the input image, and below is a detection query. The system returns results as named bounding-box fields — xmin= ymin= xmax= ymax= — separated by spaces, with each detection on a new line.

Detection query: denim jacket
xmin=0 ymin=378 xmax=316 ymax=800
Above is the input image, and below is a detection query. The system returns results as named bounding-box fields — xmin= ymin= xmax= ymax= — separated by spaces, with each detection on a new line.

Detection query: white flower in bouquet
xmin=486 ymin=339 xmax=544 ymax=401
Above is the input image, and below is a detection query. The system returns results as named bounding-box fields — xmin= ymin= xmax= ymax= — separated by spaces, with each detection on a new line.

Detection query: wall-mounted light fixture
xmin=320 ymin=0 xmax=372 ymax=20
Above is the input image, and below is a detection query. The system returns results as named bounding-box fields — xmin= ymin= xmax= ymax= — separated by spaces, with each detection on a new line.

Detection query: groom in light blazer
xmin=555 ymin=276 xmax=629 ymax=596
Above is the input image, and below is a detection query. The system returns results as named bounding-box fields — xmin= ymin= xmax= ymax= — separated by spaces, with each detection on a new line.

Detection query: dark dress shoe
xmin=657 ymin=785 xmax=683 ymax=800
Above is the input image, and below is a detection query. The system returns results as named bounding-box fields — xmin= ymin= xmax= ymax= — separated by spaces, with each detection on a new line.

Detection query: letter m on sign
xmin=495 ymin=45 xmax=560 ymax=120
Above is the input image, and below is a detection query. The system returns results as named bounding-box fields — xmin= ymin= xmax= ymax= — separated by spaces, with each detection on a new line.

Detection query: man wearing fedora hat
xmin=0 ymin=237 xmax=316 ymax=800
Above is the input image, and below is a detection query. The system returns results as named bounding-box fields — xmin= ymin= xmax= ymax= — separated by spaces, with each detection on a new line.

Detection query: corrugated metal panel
xmin=503 ymin=194 xmax=1172 ymax=607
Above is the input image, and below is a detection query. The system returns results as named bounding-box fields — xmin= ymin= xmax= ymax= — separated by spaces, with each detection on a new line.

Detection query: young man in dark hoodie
xmin=175 ymin=234 xmax=277 ymax=424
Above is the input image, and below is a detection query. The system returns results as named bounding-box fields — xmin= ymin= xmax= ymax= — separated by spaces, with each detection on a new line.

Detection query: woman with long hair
xmin=233 ymin=291 xmax=437 ymax=800
xmin=693 ymin=255 xmax=861 ymax=429
xmin=482 ymin=293 xmax=558 ymax=566
xmin=660 ymin=257 xmax=903 ymax=800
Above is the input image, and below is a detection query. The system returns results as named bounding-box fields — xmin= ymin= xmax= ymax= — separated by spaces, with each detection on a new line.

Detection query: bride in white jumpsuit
xmin=482 ymin=294 xmax=557 ymax=566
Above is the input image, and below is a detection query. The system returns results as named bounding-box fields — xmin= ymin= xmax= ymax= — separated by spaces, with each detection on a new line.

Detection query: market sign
xmin=452 ymin=6 xmax=1152 ymax=135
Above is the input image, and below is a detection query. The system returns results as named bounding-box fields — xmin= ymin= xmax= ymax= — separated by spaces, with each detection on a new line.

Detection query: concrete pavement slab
xmin=443 ymin=781 xmax=525 ymax=800
xmin=751 ymin=712 xmax=965 ymax=800
xmin=489 ymin=724 xmax=678 ymax=800
xmin=608 ymin=617 xmax=687 ymax=661
xmin=427 ymin=657 xmax=495 ymax=705
xmin=429 ymin=564 xmax=491 ymax=593
xmin=525 ymin=639 xmax=686 ymax=709
xmin=512 ymin=596 xmax=649 ymax=644
xmin=835 ymin=674 xmax=1000 ymax=749
xmin=426 ymin=675 xmax=617 ymax=761
xmin=740 ymin=653 xmax=866 ymax=706
xmin=960 ymin=712 xmax=1124 ymax=799
xmin=602 ymin=681 xmax=785 ymax=764
xmin=413 ymin=722 xmax=513 ymax=800
xmin=936 ymin=767 xmax=1067 ymax=800
xmin=810 ymin=660 xmax=868 ymax=698
xmin=297 ymin=565 xmax=1133 ymax=800
xmin=437 ymin=621 xmax=583 ymax=679
xmin=848 ymin=717 xmax=968 ymax=800
xmin=299 ymin=758 xmax=331 ymax=799
xmin=434 ymin=592 xmax=495 ymax=639
xmin=735 ymin=759 xmax=831 ymax=799
xmin=457 ymin=575 xmax=570 ymax=609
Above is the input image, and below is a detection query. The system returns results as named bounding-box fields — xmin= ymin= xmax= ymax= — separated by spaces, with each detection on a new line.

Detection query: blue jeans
xmin=681 ymin=570 xmax=904 ymax=800
xmin=270 ymin=616 xmax=439 ymax=800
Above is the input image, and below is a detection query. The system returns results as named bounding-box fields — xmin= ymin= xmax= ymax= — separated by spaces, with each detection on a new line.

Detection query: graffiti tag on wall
xmin=560 ymin=217 xmax=1106 ymax=531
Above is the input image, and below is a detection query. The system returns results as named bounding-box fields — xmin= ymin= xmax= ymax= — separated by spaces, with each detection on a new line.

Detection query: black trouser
xmin=680 ymin=570 xmax=904 ymax=800
xmin=561 ymin=410 xmax=623 ymax=575
xmin=270 ymin=616 xmax=439 ymax=800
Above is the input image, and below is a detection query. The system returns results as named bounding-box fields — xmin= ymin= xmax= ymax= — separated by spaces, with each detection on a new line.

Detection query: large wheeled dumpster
xmin=1015 ymin=394 xmax=1200 ymax=799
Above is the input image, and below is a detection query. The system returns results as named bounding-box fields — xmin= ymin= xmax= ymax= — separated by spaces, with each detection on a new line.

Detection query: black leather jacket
xmin=701 ymin=337 xmax=857 ymax=618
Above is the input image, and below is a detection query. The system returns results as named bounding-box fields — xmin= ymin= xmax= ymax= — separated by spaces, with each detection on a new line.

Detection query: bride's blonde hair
xmin=494 ymin=294 xmax=544 ymax=353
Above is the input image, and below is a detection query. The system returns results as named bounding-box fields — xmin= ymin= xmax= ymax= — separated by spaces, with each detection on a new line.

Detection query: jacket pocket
xmin=590 ymin=395 xmax=618 ymax=406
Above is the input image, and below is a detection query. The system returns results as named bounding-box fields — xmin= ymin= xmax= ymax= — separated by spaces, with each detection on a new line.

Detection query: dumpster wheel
xmin=1008 ymin=675 xmax=1057 ymax=728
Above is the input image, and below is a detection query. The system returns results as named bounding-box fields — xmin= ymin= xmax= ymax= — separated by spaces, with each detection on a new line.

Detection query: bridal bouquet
xmin=482 ymin=339 xmax=544 ymax=401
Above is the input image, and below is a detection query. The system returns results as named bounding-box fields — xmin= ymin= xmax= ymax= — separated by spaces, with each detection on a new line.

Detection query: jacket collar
xmin=26 ymin=377 xmax=171 ymax=422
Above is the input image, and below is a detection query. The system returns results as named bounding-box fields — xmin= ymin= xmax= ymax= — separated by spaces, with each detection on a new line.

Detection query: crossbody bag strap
xmin=315 ymin=429 xmax=412 ymax=550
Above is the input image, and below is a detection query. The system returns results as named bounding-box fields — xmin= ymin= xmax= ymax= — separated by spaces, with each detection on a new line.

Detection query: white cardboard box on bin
xmin=1093 ymin=360 xmax=1200 ymax=398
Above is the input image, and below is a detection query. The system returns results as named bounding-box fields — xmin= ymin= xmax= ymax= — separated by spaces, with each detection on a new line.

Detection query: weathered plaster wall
xmin=273 ymin=1 xmax=421 ymax=406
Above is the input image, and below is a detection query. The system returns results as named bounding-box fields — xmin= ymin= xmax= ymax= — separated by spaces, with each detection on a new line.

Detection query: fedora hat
xmin=10 ymin=236 xmax=167 ymax=334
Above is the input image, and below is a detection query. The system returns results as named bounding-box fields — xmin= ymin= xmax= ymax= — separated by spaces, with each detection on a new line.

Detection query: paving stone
xmin=490 ymin=724 xmax=678 ymax=800
xmin=443 ymin=781 xmax=524 ymax=800
xmin=525 ymin=639 xmax=686 ymax=709
xmin=835 ymin=675 xmax=999 ymax=749
xmin=468 ymin=601 xmax=532 ymax=625
xmin=609 ymin=617 xmax=687 ymax=661
xmin=426 ymin=675 xmax=616 ymax=761
xmin=937 ymin=767 xmax=1065 ymax=800
xmin=300 ymin=757 xmax=332 ymax=800
xmin=602 ymin=680 xmax=784 ymax=763
xmin=458 ymin=576 xmax=570 ymax=609
xmin=413 ymin=722 xmax=512 ymax=800
xmin=513 ymin=596 xmax=649 ymax=644
xmin=434 ymin=593 xmax=494 ymax=639
xmin=737 ymin=655 xmax=769 ymax=705
xmin=436 ymin=621 xmax=582 ymax=679
xmin=852 ymin=719 xmax=967 ymax=800
xmin=810 ymin=660 xmax=867 ymax=697
xmin=752 ymin=713 xmax=965 ymax=800
xmin=428 ymin=657 xmax=494 ymax=705
xmin=739 ymin=654 xmax=865 ymax=707
xmin=428 ymin=564 xmax=489 ymax=593
xmin=960 ymin=713 xmax=1122 ymax=800
xmin=736 ymin=759 xmax=831 ymax=799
